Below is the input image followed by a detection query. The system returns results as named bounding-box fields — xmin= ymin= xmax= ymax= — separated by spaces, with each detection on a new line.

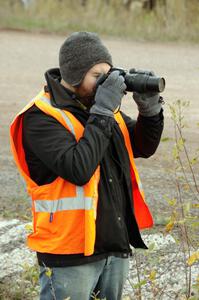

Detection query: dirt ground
xmin=0 ymin=30 xmax=199 ymax=221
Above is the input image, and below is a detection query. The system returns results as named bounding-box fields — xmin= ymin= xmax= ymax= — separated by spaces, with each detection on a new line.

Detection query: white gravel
xmin=0 ymin=219 xmax=198 ymax=299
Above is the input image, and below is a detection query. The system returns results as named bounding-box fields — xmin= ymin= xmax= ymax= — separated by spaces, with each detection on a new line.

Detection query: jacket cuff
xmin=87 ymin=114 xmax=115 ymax=137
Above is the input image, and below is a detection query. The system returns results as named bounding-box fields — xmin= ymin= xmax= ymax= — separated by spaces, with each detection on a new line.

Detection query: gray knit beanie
xmin=59 ymin=32 xmax=113 ymax=86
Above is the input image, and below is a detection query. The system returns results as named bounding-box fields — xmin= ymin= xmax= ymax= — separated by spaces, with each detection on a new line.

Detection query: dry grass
xmin=0 ymin=0 xmax=199 ymax=42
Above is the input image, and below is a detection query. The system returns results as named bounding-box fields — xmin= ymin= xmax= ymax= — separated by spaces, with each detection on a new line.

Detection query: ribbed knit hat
xmin=59 ymin=32 xmax=113 ymax=86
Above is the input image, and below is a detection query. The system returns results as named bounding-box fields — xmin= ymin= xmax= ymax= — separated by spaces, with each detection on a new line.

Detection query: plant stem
xmin=176 ymin=123 xmax=199 ymax=196
xmin=134 ymin=251 xmax=142 ymax=300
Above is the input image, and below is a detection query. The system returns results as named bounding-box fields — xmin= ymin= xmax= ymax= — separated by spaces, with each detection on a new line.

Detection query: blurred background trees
xmin=0 ymin=0 xmax=199 ymax=41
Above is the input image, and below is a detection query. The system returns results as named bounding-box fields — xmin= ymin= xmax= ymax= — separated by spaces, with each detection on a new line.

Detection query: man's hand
xmin=90 ymin=71 xmax=126 ymax=117
xmin=132 ymin=91 xmax=162 ymax=117
xmin=132 ymin=70 xmax=163 ymax=117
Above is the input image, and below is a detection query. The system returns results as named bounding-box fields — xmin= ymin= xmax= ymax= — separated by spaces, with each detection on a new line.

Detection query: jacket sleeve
xmin=121 ymin=109 xmax=164 ymax=158
xmin=23 ymin=106 xmax=115 ymax=186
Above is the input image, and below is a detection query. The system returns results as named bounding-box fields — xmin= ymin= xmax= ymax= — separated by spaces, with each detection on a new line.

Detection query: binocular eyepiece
xmin=97 ymin=67 xmax=165 ymax=93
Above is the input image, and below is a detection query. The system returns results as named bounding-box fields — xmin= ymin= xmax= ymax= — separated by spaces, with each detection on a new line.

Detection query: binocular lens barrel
xmin=146 ymin=77 xmax=165 ymax=93
xmin=125 ymin=73 xmax=165 ymax=93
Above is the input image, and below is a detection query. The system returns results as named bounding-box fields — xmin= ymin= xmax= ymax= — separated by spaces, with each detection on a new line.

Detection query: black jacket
xmin=22 ymin=68 xmax=164 ymax=267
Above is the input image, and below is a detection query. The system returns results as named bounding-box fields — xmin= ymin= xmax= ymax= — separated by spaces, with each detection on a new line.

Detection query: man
xmin=10 ymin=32 xmax=164 ymax=300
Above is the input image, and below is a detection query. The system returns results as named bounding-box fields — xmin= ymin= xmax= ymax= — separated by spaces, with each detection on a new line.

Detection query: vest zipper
xmin=49 ymin=212 xmax=53 ymax=223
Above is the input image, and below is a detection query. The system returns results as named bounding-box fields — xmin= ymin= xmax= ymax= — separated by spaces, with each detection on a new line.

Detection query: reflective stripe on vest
xmin=34 ymin=196 xmax=93 ymax=212
xmin=39 ymin=96 xmax=75 ymax=135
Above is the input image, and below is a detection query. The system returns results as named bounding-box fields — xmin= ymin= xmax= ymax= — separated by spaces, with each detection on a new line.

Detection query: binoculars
xmin=97 ymin=67 xmax=165 ymax=93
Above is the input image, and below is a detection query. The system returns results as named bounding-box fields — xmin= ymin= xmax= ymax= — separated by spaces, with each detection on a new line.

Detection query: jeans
xmin=39 ymin=255 xmax=130 ymax=300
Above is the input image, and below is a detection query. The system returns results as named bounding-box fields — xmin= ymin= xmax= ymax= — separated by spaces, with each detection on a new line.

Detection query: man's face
xmin=74 ymin=63 xmax=111 ymax=107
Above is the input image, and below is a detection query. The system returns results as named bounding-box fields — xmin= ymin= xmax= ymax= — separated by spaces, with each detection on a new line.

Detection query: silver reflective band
xmin=34 ymin=196 xmax=93 ymax=212
xmin=39 ymin=96 xmax=75 ymax=135
xmin=138 ymin=181 xmax=143 ymax=191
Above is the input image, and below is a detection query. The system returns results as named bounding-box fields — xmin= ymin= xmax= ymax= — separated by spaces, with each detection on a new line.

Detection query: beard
xmin=75 ymin=90 xmax=96 ymax=110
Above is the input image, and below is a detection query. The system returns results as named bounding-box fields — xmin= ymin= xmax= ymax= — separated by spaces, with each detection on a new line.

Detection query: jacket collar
xmin=44 ymin=68 xmax=88 ymax=112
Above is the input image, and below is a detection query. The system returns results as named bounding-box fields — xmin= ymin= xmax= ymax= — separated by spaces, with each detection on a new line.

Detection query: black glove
xmin=132 ymin=70 xmax=163 ymax=117
xmin=90 ymin=71 xmax=126 ymax=117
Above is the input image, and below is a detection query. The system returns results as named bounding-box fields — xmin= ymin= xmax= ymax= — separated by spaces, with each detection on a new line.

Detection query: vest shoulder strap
xmin=34 ymin=92 xmax=84 ymax=140
xmin=114 ymin=112 xmax=135 ymax=162
xmin=114 ymin=112 xmax=144 ymax=194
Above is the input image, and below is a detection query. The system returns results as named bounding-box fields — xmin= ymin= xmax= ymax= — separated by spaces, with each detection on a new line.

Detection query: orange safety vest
xmin=10 ymin=90 xmax=153 ymax=256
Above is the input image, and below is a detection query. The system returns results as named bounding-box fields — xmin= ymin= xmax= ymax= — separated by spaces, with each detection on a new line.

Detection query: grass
xmin=0 ymin=0 xmax=199 ymax=42
xmin=0 ymin=264 xmax=39 ymax=300
xmin=0 ymin=195 xmax=31 ymax=221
